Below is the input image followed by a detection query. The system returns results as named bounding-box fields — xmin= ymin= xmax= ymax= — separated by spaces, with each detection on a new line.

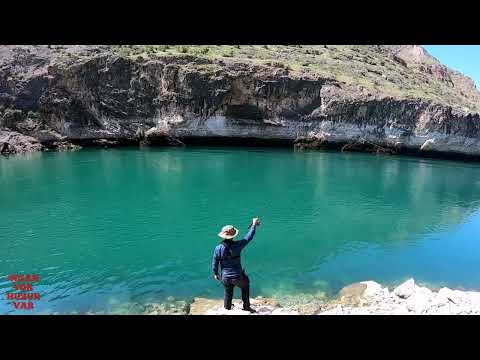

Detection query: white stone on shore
xmin=271 ymin=308 xmax=299 ymax=315
xmin=360 ymin=281 xmax=384 ymax=299
xmin=393 ymin=278 xmax=416 ymax=299
xmin=206 ymin=307 xmax=251 ymax=315
xmin=184 ymin=279 xmax=480 ymax=316
xmin=318 ymin=305 xmax=344 ymax=315
xmin=406 ymin=292 xmax=431 ymax=313
xmin=437 ymin=287 xmax=466 ymax=305
xmin=429 ymin=304 xmax=451 ymax=315
xmin=191 ymin=296 xmax=299 ymax=315
xmin=433 ymin=289 xmax=450 ymax=307
xmin=315 ymin=278 xmax=480 ymax=315
xmin=205 ymin=305 xmax=299 ymax=315
xmin=391 ymin=304 xmax=410 ymax=315
xmin=467 ymin=292 xmax=480 ymax=313
xmin=346 ymin=308 xmax=373 ymax=315
xmin=417 ymin=286 xmax=434 ymax=298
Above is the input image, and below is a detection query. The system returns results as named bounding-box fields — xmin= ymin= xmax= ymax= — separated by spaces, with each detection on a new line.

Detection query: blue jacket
xmin=212 ymin=225 xmax=257 ymax=280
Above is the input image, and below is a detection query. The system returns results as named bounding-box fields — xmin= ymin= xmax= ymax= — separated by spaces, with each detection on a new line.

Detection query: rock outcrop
xmin=1 ymin=45 xmax=479 ymax=158
xmin=0 ymin=128 xmax=43 ymax=154
xmin=53 ymin=279 xmax=480 ymax=315
xmin=183 ymin=279 xmax=480 ymax=315
xmin=319 ymin=279 xmax=480 ymax=315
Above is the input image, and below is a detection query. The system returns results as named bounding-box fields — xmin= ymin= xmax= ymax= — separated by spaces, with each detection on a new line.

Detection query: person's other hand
xmin=252 ymin=218 xmax=261 ymax=226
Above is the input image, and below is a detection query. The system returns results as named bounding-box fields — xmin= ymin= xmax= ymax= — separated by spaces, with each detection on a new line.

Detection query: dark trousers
xmin=222 ymin=272 xmax=250 ymax=310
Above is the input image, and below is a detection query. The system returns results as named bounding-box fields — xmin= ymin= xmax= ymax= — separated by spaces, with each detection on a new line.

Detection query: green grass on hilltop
xmin=112 ymin=45 xmax=480 ymax=113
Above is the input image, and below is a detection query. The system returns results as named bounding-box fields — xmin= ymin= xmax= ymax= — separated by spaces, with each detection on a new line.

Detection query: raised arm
xmin=238 ymin=218 xmax=261 ymax=250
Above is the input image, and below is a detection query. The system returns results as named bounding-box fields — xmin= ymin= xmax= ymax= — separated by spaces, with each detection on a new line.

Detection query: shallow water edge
xmin=19 ymin=278 xmax=480 ymax=315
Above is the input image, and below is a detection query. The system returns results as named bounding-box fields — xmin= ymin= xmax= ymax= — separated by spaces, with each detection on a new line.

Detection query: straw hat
xmin=218 ymin=225 xmax=239 ymax=239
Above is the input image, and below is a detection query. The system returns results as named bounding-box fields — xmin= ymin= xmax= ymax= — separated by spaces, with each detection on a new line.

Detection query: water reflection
xmin=1 ymin=148 xmax=480 ymax=314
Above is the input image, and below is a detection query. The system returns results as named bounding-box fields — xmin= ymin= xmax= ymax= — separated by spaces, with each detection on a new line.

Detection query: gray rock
xmin=52 ymin=141 xmax=82 ymax=152
xmin=0 ymin=129 xmax=43 ymax=155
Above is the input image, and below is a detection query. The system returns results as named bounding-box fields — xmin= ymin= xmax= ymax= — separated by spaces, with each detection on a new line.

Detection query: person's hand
xmin=214 ymin=274 xmax=220 ymax=281
xmin=252 ymin=218 xmax=261 ymax=227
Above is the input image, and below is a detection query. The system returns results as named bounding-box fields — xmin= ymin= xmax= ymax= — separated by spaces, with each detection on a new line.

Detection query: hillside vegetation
xmin=111 ymin=45 xmax=480 ymax=113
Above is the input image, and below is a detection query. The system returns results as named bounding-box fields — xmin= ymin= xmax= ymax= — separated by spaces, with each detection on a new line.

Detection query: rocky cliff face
xmin=1 ymin=45 xmax=479 ymax=157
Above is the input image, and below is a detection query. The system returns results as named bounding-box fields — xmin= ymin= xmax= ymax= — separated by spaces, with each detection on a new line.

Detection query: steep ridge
xmin=0 ymin=45 xmax=479 ymax=157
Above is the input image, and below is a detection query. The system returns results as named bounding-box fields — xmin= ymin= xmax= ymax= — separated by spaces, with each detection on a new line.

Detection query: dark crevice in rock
xmin=178 ymin=136 xmax=294 ymax=147
xmin=225 ymin=104 xmax=264 ymax=121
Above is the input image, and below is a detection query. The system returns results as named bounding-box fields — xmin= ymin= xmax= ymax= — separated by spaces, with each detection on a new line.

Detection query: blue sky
xmin=423 ymin=45 xmax=480 ymax=87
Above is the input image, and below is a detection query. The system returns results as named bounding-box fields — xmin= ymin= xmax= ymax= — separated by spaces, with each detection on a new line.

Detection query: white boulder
xmin=426 ymin=304 xmax=450 ymax=315
xmin=393 ymin=278 xmax=416 ymax=299
xmin=391 ymin=304 xmax=410 ymax=315
xmin=406 ymin=290 xmax=432 ymax=314
xmin=360 ymin=281 xmax=384 ymax=299
xmin=437 ymin=287 xmax=467 ymax=305
xmin=417 ymin=285 xmax=433 ymax=298
xmin=383 ymin=287 xmax=390 ymax=297
xmin=466 ymin=292 xmax=480 ymax=313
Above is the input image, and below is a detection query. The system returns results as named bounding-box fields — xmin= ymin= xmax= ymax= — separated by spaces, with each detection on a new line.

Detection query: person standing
xmin=212 ymin=218 xmax=261 ymax=313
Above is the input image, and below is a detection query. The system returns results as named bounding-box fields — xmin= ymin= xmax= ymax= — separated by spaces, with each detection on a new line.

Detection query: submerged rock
xmin=144 ymin=298 xmax=190 ymax=315
xmin=63 ymin=279 xmax=480 ymax=315
xmin=339 ymin=282 xmax=367 ymax=306
xmin=51 ymin=141 xmax=82 ymax=152
xmin=274 ymin=291 xmax=327 ymax=314
xmin=92 ymin=139 xmax=119 ymax=148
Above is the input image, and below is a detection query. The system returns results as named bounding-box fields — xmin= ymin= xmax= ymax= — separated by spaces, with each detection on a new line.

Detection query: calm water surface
xmin=1 ymin=147 xmax=480 ymax=314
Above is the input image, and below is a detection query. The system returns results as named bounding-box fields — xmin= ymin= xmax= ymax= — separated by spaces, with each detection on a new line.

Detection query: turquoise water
xmin=2 ymin=147 xmax=480 ymax=314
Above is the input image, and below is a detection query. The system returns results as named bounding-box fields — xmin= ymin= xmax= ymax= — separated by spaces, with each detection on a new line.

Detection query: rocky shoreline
xmin=41 ymin=278 xmax=480 ymax=315
xmin=0 ymin=129 xmax=44 ymax=155
xmin=319 ymin=279 xmax=480 ymax=315
xmin=156 ymin=279 xmax=480 ymax=315
xmin=4 ymin=128 xmax=480 ymax=164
